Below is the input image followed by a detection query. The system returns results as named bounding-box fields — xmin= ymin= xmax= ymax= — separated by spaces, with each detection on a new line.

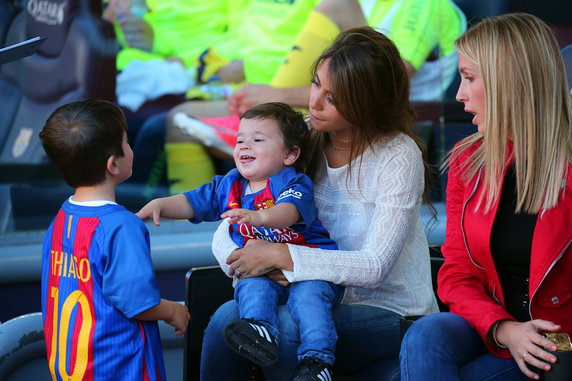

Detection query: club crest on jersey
xmin=256 ymin=199 xmax=274 ymax=210
xmin=276 ymin=188 xmax=302 ymax=202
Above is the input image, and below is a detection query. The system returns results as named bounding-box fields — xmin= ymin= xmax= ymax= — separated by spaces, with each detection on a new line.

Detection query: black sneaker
xmin=292 ymin=357 xmax=333 ymax=381
xmin=223 ymin=318 xmax=279 ymax=367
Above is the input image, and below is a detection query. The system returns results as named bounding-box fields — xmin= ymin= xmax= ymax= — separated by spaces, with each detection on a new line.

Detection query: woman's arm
xmin=211 ymin=219 xmax=239 ymax=276
xmin=437 ymin=156 xmax=514 ymax=347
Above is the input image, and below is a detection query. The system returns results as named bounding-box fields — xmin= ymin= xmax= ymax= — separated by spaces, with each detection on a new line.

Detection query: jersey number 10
xmin=48 ymin=286 xmax=93 ymax=380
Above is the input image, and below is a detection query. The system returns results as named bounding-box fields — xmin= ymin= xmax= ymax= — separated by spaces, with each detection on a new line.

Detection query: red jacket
xmin=438 ymin=139 xmax=572 ymax=358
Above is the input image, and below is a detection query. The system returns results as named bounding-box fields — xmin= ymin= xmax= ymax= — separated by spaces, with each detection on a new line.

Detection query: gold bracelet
xmin=491 ymin=321 xmax=508 ymax=349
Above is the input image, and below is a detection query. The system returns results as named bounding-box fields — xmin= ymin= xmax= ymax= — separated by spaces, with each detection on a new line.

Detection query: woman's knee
xmin=402 ymin=312 xmax=469 ymax=350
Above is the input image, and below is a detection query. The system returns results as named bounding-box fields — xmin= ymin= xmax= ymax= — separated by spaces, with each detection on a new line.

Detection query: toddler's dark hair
xmin=240 ymin=102 xmax=310 ymax=172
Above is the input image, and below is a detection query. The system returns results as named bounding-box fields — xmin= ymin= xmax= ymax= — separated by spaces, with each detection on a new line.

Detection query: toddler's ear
xmin=284 ymin=146 xmax=301 ymax=166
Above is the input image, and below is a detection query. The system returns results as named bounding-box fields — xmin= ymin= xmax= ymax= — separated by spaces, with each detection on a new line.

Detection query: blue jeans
xmin=201 ymin=297 xmax=402 ymax=380
xmin=400 ymin=312 xmax=528 ymax=381
xmin=234 ymin=277 xmax=342 ymax=364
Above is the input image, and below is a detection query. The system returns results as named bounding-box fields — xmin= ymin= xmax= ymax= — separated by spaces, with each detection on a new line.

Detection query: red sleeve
xmin=437 ymin=152 xmax=514 ymax=357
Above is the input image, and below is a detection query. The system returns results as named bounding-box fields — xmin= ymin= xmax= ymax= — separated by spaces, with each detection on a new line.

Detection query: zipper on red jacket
xmin=529 ymin=171 xmax=570 ymax=317
xmin=529 ymin=238 xmax=571 ymax=319
xmin=491 ymin=284 xmax=501 ymax=305
xmin=461 ymin=170 xmax=485 ymax=270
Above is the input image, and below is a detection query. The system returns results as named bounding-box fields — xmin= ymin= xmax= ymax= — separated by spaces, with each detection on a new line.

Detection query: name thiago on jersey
xmin=50 ymin=250 xmax=91 ymax=282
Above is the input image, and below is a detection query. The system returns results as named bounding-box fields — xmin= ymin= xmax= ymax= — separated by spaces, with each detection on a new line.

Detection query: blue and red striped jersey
xmin=185 ymin=167 xmax=337 ymax=250
xmin=41 ymin=200 xmax=165 ymax=380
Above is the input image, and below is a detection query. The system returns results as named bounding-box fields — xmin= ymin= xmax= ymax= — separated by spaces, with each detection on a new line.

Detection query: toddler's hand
xmin=136 ymin=199 xmax=163 ymax=226
xmin=221 ymin=208 xmax=261 ymax=226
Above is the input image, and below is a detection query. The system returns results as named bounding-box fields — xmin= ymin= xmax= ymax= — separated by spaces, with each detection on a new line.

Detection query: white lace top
xmin=212 ymin=133 xmax=438 ymax=316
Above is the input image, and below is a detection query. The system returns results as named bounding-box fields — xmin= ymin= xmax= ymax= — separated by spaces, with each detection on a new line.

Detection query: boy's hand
xmin=134 ymin=299 xmax=190 ymax=336
xmin=221 ymin=208 xmax=263 ymax=226
xmin=165 ymin=301 xmax=191 ymax=336
xmin=136 ymin=199 xmax=164 ymax=226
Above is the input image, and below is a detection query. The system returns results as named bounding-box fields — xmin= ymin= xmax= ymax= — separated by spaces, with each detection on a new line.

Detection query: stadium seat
xmin=0 ymin=0 xmax=117 ymax=164
xmin=0 ymin=0 xmax=22 ymax=48
xmin=0 ymin=312 xmax=50 ymax=381
xmin=184 ymin=266 xmax=238 ymax=380
xmin=0 ymin=0 xmax=118 ymax=233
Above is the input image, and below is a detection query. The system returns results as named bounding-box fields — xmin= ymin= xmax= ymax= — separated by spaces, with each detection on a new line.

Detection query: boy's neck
xmin=248 ymin=179 xmax=268 ymax=193
xmin=72 ymin=183 xmax=116 ymax=203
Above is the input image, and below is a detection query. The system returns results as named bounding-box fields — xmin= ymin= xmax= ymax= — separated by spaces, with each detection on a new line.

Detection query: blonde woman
xmin=400 ymin=13 xmax=572 ymax=381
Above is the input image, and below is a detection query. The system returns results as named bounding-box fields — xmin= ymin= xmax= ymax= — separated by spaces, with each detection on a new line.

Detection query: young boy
xmin=137 ymin=102 xmax=342 ymax=379
xmin=39 ymin=99 xmax=190 ymax=380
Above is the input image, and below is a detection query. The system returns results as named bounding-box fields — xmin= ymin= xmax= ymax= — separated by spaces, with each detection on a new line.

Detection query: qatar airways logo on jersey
xmin=276 ymin=188 xmax=302 ymax=202
xmin=51 ymin=250 xmax=91 ymax=282
xmin=28 ymin=0 xmax=66 ymax=26
xmin=238 ymin=225 xmax=300 ymax=243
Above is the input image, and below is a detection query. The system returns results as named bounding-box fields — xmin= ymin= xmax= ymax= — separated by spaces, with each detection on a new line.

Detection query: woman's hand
xmin=496 ymin=319 xmax=560 ymax=379
xmin=226 ymin=239 xmax=293 ymax=278
xmin=266 ymin=269 xmax=290 ymax=287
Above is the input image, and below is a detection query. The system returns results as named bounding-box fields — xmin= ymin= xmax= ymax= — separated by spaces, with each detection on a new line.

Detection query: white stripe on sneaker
xmin=249 ymin=323 xmax=263 ymax=340
xmin=249 ymin=322 xmax=272 ymax=342
xmin=317 ymin=368 xmax=332 ymax=381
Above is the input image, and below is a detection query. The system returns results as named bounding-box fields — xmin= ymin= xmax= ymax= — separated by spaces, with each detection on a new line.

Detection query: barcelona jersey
xmin=41 ymin=200 xmax=165 ymax=381
xmin=185 ymin=166 xmax=337 ymax=250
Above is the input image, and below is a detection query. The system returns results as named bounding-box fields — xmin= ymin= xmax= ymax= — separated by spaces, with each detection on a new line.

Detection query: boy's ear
xmin=284 ymin=146 xmax=301 ymax=166
xmin=106 ymin=155 xmax=120 ymax=176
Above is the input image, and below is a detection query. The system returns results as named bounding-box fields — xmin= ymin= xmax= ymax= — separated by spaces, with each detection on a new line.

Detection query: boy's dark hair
xmin=39 ymin=98 xmax=127 ymax=188
xmin=240 ymin=102 xmax=310 ymax=172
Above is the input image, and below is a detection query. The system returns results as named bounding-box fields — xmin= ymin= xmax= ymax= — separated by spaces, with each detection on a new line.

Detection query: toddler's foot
xmin=292 ymin=357 xmax=333 ymax=381
xmin=223 ymin=318 xmax=279 ymax=367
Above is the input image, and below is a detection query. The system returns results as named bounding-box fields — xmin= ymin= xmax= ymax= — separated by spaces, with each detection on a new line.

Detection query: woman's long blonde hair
xmin=450 ymin=13 xmax=572 ymax=213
